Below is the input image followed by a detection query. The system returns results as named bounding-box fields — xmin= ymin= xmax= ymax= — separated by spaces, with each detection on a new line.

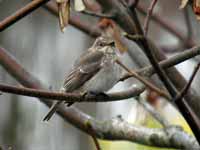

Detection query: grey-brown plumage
xmin=43 ymin=36 xmax=122 ymax=121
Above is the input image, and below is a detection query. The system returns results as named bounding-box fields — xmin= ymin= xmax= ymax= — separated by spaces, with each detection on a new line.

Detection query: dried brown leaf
xmin=58 ymin=0 xmax=70 ymax=32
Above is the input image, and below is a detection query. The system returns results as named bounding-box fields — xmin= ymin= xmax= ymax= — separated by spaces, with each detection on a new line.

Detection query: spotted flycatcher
xmin=43 ymin=35 xmax=123 ymax=121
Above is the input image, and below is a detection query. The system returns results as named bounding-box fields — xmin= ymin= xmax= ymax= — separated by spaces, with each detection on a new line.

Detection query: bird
xmin=43 ymin=35 xmax=123 ymax=121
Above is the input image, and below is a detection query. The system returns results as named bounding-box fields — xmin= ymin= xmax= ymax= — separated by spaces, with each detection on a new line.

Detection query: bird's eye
xmin=99 ymin=43 xmax=105 ymax=46
xmin=110 ymin=42 xmax=115 ymax=46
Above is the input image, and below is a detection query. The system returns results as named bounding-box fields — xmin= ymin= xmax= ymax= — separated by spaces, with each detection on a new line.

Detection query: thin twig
xmin=121 ymin=46 xmax=200 ymax=81
xmin=81 ymin=10 xmax=114 ymax=18
xmin=136 ymin=4 xmax=195 ymax=48
xmin=0 ymin=0 xmax=50 ymax=32
xmin=116 ymin=59 xmax=170 ymax=99
xmin=183 ymin=6 xmax=193 ymax=40
xmin=130 ymin=8 xmax=177 ymax=97
xmin=86 ymin=122 xmax=102 ymax=150
xmin=174 ymin=62 xmax=200 ymax=103
xmin=143 ymin=0 xmax=158 ymax=36
xmin=172 ymin=62 xmax=200 ymax=143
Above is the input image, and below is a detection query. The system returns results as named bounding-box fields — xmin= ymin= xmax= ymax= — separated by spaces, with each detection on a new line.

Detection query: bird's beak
xmin=109 ymin=41 xmax=115 ymax=47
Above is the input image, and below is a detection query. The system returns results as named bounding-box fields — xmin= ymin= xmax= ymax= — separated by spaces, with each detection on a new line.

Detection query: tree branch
xmin=143 ymin=0 xmax=158 ymax=36
xmin=135 ymin=4 xmax=195 ymax=48
xmin=0 ymin=0 xmax=50 ymax=32
xmin=121 ymin=45 xmax=200 ymax=80
xmin=90 ymin=116 xmax=198 ymax=149
xmin=0 ymin=46 xmax=199 ymax=149
xmin=81 ymin=10 xmax=114 ymax=18
xmin=1 ymin=45 xmax=200 ymax=102
xmin=0 ymin=83 xmax=144 ymax=102
xmin=95 ymin=0 xmax=200 ymax=143
xmin=172 ymin=62 xmax=200 ymax=141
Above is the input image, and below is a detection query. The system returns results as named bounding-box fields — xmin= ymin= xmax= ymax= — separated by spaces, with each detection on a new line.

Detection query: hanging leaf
xmin=74 ymin=0 xmax=85 ymax=12
xmin=179 ymin=0 xmax=189 ymax=9
xmin=57 ymin=0 xmax=70 ymax=32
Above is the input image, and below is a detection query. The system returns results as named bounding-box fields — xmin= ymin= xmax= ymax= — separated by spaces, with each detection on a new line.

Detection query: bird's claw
xmin=82 ymin=91 xmax=109 ymax=100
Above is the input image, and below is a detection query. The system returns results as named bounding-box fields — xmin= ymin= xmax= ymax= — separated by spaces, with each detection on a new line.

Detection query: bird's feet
xmin=82 ymin=91 xmax=109 ymax=100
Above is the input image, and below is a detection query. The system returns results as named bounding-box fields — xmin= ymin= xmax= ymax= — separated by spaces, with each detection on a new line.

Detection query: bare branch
xmin=90 ymin=116 xmax=199 ymax=149
xmin=116 ymin=59 xmax=170 ymax=99
xmin=0 ymin=83 xmax=144 ymax=102
xmin=1 ymin=45 xmax=200 ymax=103
xmin=136 ymin=4 xmax=195 ymax=48
xmin=95 ymin=0 xmax=200 ymax=143
xmin=183 ymin=6 xmax=193 ymax=40
xmin=174 ymin=62 xmax=200 ymax=102
xmin=125 ymin=13 xmax=177 ymax=97
xmin=81 ymin=10 xmax=114 ymax=18
xmin=172 ymin=62 xmax=200 ymax=141
xmin=121 ymin=46 xmax=200 ymax=81
xmin=0 ymin=45 xmax=198 ymax=149
xmin=86 ymin=122 xmax=102 ymax=150
xmin=0 ymin=0 xmax=50 ymax=32
xmin=143 ymin=0 xmax=158 ymax=36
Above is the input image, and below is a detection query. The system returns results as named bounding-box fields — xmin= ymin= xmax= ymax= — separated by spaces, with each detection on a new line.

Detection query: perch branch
xmin=0 ymin=83 xmax=144 ymax=102
xmin=0 ymin=46 xmax=198 ymax=149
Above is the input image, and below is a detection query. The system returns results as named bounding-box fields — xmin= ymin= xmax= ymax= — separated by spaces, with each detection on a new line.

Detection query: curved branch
xmin=90 ymin=116 xmax=199 ymax=149
xmin=81 ymin=10 xmax=114 ymax=18
xmin=1 ymin=45 xmax=200 ymax=102
xmin=121 ymin=46 xmax=200 ymax=81
xmin=0 ymin=83 xmax=144 ymax=102
xmin=0 ymin=0 xmax=50 ymax=32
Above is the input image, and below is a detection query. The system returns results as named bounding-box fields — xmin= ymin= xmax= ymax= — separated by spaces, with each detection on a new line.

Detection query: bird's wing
xmin=62 ymin=50 xmax=105 ymax=92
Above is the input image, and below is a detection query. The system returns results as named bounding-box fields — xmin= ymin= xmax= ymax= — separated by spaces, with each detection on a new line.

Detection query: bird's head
xmin=90 ymin=36 xmax=116 ymax=55
xmin=92 ymin=36 xmax=115 ymax=48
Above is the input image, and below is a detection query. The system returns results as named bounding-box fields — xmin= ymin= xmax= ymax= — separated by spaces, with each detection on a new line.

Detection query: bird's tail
xmin=43 ymin=101 xmax=74 ymax=121
xmin=43 ymin=88 xmax=75 ymax=121
xmin=43 ymin=101 xmax=62 ymax=121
